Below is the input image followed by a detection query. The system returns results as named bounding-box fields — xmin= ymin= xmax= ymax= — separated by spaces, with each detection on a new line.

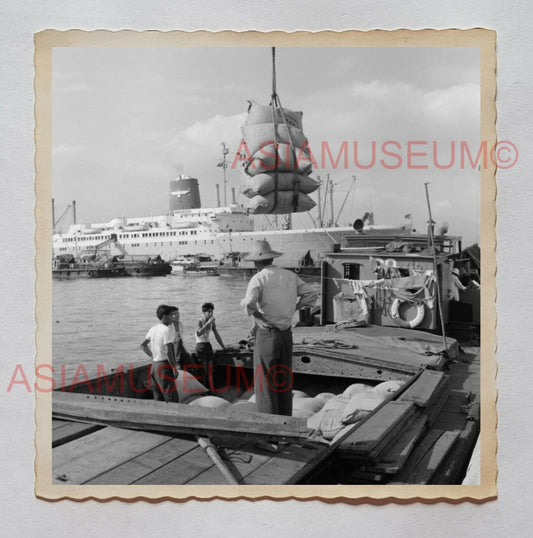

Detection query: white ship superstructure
xmin=53 ymin=175 xmax=412 ymax=268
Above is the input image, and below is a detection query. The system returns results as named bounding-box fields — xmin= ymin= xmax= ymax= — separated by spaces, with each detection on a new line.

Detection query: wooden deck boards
xmin=52 ymin=420 xmax=102 ymax=448
xmin=53 ymin=428 xmax=171 ymax=484
xmin=86 ymin=437 xmax=198 ymax=485
xmin=50 ymin=341 xmax=479 ymax=486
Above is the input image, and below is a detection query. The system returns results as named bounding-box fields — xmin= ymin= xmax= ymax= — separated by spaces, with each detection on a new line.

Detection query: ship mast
xmin=217 ymin=142 xmax=230 ymax=207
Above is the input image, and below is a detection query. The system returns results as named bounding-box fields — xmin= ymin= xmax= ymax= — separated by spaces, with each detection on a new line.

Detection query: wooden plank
xmin=86 ymin=437 xmax=198 ymax=485
xmin=389 ymin=429 xmax=444 ymax=484
xmin=52 ymin=392 xmax=308 ymax=440
xmin=404 ymin=430 xmax=460 ymax=484
xmin=390 ymin=429 xmax=460 ymax=484
xmin=425 ymin=386 xmax=450 ymax=426
xmin=369 ymin=415 xmax=428 ymax=474
xmin=52 ymin=421 xmax=102 ymax=448
xmin=338 ymin=401 xmax=416 ymax=456
xmin=367 ymin=407 xmax=419 ymax=461
xmin=398 ymin=370 xmax=447 ymax=407
xmin=52 ymin=419 xmax=71 ymax=431
xmin=133 ymin=446 xmax=215 ymax=485
xmin=244 ymin=441 xmax=328 ymax=485
xmin=185 ymin=439 xmax=270 ymax=485
xmin=430 ymin=421 xmax=479 ymax=484
xmin=53 ymin=427 xmax=170 ymax=484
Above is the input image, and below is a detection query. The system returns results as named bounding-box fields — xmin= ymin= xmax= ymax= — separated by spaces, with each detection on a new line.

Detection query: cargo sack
xmin=246 ymin=191 xmax=316 ymax=215
xmin=342 ymin=383 xmax=373 ymax=399
xmin=189 ymin=395 xmax=231 ymax=410
xmin=242 ymin=123 xmax=308 ymax=158
xmin=241 ymin=172 xmax=320 ymax=197
xmin=245 ymin=100 xmax=303 ymax=130
xmin=332 ymin=291 xmax=370 ymax=324
xmin=373 ymin=380 xmax=405 ymax=394
xmin=246 ymin=143 xmax=314 ymax=176
xmin=292 ymin=389 xmax=310 ymax=399
xmin=307 ymin=409 xmax=345 ymax=440
xmin=342 ymin=391 xmax=387 ymax=424
xmin=314 ymin=392 xmax=336 ymax=404
xmin=228 ymin=401 xmax=257 ymax=413
xmin=321 ymin=394 xmax=349 ymax=412
xmin=292 ymin=396 xmax=325 ymax=415
xmin=175 ymin=370 xmax=209 ymax=402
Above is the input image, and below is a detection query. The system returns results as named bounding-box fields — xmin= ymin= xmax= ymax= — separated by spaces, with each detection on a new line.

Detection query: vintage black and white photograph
xmin=36 ymin=30 xmax=495 ymax=499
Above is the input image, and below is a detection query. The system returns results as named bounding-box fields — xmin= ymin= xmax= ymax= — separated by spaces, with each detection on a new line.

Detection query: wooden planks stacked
xmin=398 ymin=369 xmax=450 ymax=426
xmin=336 ymin=369 xmax=454 ymax=484
xmin=389 ymin=429 xmax=460 ymax=484
xmin=337 ymin=401 xmax=418 ymax=462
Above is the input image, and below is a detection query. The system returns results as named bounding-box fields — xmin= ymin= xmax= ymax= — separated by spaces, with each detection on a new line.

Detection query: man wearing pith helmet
xmin=241 ymin=239 xmax=318 ymax=416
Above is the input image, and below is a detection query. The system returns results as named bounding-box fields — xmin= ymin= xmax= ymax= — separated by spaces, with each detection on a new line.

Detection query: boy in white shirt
xmin=140 ymin=304 xmax=179 ymax=402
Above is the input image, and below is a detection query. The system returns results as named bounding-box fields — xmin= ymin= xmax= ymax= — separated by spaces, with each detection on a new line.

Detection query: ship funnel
xmin=169 ymin=174 xmax=201 ymax=212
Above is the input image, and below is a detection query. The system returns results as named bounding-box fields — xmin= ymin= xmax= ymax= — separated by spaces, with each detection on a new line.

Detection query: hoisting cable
xmin=269 ymin=47 xmax=301 ymax=214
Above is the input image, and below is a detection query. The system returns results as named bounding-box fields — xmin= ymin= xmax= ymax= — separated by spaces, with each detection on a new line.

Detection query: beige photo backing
xmin=35 ymin=29 xmax=497 ymax=502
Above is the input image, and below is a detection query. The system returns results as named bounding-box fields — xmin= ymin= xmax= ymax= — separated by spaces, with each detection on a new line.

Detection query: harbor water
xmin=52 ymin=274 xmax=320 ymax=367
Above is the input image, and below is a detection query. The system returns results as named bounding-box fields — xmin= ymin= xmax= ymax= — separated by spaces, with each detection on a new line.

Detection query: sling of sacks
xmin=240 ymin=101 xmax=320 ymax=215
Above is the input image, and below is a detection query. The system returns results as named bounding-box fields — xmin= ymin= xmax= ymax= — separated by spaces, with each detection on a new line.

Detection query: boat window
xmin=342 ymin=263 xmax=361 ymax=280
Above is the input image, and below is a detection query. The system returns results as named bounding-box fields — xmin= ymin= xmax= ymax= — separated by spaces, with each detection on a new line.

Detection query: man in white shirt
xmin=241 ymin=240 xmax=318 ymax=416
xmin=140 ymin=304 xmax=179 ymax=402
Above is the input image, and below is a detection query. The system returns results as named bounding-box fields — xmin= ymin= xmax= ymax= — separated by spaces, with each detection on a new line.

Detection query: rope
xmin=271 ymin=47 xmax=277 ymax=100
xmin=269 ymin=97 xmax=280 ymax=214
xmin=300 ymin=336 xmax=356 ymax=349
xmin=268 ymin=46 xmax=302 ymax=215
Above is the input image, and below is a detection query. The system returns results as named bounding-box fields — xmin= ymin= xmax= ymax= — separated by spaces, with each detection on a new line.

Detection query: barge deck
xmin=50 ymin=326 xmax=479 ymax=486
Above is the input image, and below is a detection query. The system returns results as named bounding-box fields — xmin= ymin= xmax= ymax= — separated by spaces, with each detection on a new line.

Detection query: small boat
xmin=172 ymin=253 xmax=220 ymax=276
xmin=52 ymin=234 xmax=172 ymax=279
xmin=217 ymin=252 xmax=256 ymax=279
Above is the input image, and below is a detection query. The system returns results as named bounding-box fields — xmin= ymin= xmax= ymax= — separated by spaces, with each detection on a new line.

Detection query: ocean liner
xmin=52 ymin=174 xmax=413 ymax=270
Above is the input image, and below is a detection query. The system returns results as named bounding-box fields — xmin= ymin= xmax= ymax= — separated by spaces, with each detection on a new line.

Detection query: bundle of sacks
xmin=304 ymin=380 xmax=406 ymax=440
xmin=182 ymin=378 xmax=405 ymax=442
xmin=240 ymin=101 xmax=319 ymax=215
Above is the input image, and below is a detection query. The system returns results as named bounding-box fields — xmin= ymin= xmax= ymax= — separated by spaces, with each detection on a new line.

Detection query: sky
xmin=52 ymin=46 xmax=480 ymax=245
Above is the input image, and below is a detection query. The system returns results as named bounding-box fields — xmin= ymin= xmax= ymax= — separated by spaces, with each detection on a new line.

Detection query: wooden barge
xmin=51 ymin=325 xmax=479 ymax=486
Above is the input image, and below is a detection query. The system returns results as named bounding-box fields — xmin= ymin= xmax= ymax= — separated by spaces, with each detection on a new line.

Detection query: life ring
xmin=384 ymin=258 xmax=397 ymax=268
xmin=88 ymin=270 xmax=95 ymax=277
xmin=390 ymin=298 xmax=425 ymax=328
